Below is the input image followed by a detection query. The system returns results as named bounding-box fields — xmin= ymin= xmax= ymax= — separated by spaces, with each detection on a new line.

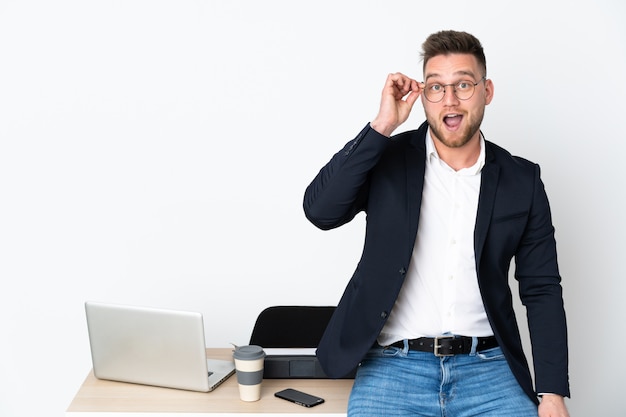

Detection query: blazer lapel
xmin=406 ymin=127 xmax=427 ymax=252
xmin=474 ymin=144 xmax=500 ymax=263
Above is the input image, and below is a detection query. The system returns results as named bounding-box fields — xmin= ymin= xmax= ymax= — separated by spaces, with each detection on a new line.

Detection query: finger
xmin=405 ymin=89 xmax=421 ymax=108
xmin=388 ymin=72 xmax=409 ymax=89
xmin=396 ymin=76 xmax=420 ymax=100
xmin=400 ymin=78 xmax=422 ymax=103
xmin=396 ymin=73 xmax=414 ymax=94
xmin=385 ymin=73 xmax=421 ymax=102
xmin=412 ymin=79 xmax=423 ymax=92
xmin=382 ymin=74 xmax=402 ymax=99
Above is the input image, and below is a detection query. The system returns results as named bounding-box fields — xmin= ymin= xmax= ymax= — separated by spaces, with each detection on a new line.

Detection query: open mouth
xmin=444 ymin=114 xmax=463 ymax=129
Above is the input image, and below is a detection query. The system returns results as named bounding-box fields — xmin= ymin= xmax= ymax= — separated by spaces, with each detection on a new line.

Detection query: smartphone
xmin=274 ymin=388 xmax=325 ymax=407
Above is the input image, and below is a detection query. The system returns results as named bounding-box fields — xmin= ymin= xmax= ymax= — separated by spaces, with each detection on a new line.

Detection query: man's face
xmin=421 ymin=53 xmax=494 ymax=149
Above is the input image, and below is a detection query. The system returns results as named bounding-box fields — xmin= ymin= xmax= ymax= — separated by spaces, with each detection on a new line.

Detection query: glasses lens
xmin=424 ymin=83 xmax=444 ymax=102
xmin=455 ymin=80 xmax=475 ymax=100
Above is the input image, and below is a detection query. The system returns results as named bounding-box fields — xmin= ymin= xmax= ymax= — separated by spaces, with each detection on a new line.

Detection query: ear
xmin=484 ymin=78 xmax=494 ymax=105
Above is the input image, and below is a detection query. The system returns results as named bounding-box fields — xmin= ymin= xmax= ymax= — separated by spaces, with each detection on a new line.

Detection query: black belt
xmin=388 ymin=336 xmax=498 ymax=357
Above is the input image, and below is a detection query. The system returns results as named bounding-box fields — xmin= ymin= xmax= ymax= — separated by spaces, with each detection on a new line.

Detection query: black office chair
xmin=249 ymin=305 xmax=356 ymax=379
xmin=248 ymin=305 xmax=335 ymax=348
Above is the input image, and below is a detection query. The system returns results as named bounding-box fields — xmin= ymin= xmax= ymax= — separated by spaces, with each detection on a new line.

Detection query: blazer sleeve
xmin=515 ymin=164 xmax=570 ymax=397
xmin=303 ymin=124 xmax=390 ymax=230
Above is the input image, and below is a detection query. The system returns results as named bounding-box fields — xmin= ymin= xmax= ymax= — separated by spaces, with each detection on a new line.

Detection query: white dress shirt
xmin=378 ymin=130 xmax=494 ymax=345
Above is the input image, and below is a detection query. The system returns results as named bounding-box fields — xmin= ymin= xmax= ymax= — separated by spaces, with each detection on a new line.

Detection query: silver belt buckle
xmin=434 ymin=336 xmax=455 ymax=357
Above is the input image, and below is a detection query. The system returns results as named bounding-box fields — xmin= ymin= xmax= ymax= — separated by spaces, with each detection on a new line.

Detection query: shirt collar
xmin=425 ymin=128 xmax=486 ymax=175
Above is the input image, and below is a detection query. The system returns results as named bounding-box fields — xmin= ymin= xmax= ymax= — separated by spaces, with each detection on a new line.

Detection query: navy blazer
xmin=303 ymin=121 xmax=569 ymax=402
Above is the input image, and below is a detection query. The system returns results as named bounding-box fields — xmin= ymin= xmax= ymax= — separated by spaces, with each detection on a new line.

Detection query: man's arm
xmin=302 ymin=124 xmax=387 ymax=230
xmin=303 ymin=73 xmax=422 ymax=230
xmin=515 ymin=165 xmax=570 ymax=397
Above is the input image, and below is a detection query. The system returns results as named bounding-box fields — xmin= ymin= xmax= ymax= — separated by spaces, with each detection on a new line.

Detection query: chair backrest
xmin=248 ymin=306 xmax=336 ymax=348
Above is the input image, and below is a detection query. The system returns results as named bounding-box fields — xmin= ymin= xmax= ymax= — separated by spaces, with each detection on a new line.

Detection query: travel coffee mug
xmin=232 ymin=345 xmax=266 ymax=401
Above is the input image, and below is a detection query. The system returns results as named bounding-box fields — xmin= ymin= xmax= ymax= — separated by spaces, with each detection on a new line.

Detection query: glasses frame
xmin=422 ymin=76 xmax=486 ymax=103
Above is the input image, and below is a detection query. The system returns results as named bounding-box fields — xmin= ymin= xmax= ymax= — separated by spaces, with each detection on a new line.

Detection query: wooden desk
xmin=67 ymin=348 xmax=353 ymax=416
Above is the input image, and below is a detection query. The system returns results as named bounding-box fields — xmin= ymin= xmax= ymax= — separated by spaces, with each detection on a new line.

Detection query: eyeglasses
xmin=422 ymin=76 xmax=486 ymax=103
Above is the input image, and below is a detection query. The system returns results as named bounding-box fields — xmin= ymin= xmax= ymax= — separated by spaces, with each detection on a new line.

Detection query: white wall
xmin=0 ymin=1 xmax=623 ymax=415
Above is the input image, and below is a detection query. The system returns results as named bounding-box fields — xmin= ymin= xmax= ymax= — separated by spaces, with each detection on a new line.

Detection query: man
xmin=303 ymin=31 xmax=569 ymax=416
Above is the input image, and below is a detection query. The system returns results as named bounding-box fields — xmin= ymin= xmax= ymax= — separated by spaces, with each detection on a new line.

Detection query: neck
xmin=431 ymin=133 xmax=481 ymax=171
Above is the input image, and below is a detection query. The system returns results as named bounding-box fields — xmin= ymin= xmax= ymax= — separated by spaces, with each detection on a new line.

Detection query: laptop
xmin=85 ymin=301 xmax=235 ymax=392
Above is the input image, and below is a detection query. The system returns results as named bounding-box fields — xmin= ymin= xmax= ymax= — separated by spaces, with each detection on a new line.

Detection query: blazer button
xmin=399 ymin=268 xmax=406 ymax=275
xmin=380 ymin=311 xmax=388 ymax=319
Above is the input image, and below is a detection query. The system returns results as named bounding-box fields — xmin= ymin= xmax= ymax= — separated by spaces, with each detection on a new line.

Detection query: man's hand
xmin=538 ymin=394 xmax=570 ymax=417
xmin=370 ymin=72 xmax=422 ymax=137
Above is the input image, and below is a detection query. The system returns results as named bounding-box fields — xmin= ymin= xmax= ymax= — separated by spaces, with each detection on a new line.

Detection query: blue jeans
xmin=347 ymin=340 xmax=538 ymax=417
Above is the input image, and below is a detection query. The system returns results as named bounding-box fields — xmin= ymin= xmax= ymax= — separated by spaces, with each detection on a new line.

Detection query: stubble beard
xmin=427 ymin=107 xmax=485 ymax=149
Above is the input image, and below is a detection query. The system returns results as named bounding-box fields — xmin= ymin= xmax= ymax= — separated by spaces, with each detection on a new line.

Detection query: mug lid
xmin=233 ymin=345 xmax=266 ymax=360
